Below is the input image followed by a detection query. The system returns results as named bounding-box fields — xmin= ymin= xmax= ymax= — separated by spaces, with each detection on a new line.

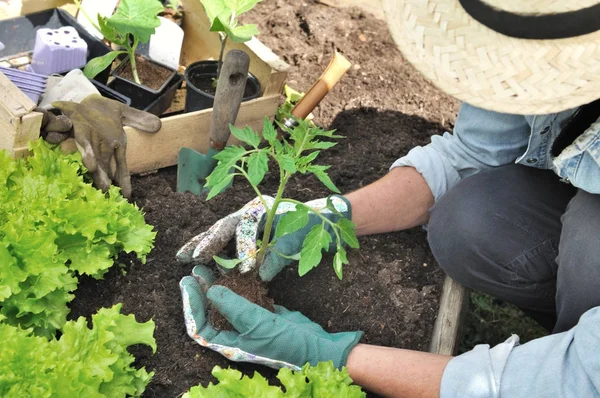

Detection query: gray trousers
xmin=427 ymin=164 xmax=600 ymax=333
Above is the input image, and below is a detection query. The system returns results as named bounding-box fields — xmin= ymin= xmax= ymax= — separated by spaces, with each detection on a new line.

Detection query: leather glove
xmin=47 ymin=94 xmax=161 ymax=199
xmin=176 ymin=195 xmax=352 ymax=281
xmin=179 ymin=264 xmax=363 ymax=370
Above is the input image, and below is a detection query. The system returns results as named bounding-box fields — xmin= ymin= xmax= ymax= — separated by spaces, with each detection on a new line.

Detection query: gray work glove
xmin=47 ymin=94 xmax=162 ymax=199
xmin=176 ymin=195 xmax=352 ymax=281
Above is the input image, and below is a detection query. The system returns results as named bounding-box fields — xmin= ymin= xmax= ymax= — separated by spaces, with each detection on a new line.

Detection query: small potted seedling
xmin=184 ymin=0 xmax=261 ymax=112
xmin=202 ymin=117 xmax=359 ymax=329
xmin=76 ymin=0 xmax=183 ymax=115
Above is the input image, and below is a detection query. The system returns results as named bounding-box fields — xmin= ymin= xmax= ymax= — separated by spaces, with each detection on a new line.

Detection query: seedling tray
xmin=0 ymin=8 xmax=112 ymax=83
xmin=0 ymin=0 xmax=290 ymax=171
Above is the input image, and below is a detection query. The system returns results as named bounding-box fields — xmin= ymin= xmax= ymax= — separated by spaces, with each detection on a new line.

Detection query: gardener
xmin=178 ymin=0 xmax=600 ymax=396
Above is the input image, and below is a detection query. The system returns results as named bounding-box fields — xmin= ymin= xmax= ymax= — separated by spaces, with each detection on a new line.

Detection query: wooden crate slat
xmin=125 ymin=95 xmax=280 ymax=174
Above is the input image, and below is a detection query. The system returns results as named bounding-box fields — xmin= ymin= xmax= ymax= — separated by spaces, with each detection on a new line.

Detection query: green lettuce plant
xmin=0 ymin=140 xmax=156 ymax=337
xmin=199 ymin=0 xmax=261 ymax=79
xmin=183 ymin=361 xmax=365 ymax=397
xmin=205 ymin=117 xmax=359 ymax=279
xmin=0 ymin=304 xmax=156 ymax=397
xmin=75 ymin=0 xmax=164 ymax=84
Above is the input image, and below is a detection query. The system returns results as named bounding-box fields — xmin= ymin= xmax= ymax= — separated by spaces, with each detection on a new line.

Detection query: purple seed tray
xmin=30 ymin=27 xmax=88 ymax=75
xmin=0 ymin=65 xmax=47 ymax=104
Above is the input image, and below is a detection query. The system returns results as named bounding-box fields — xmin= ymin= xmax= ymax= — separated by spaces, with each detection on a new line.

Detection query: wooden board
xmin=125 ymin=95 xmax=280 ymax=174
xmin=429 ymin=276 xmax=469 ymax=356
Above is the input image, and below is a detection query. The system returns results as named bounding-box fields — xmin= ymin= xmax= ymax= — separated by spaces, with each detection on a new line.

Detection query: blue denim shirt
xmin=391 ymin=102 xmax=600 ymax=199
xmin=391 ymin=103 xmax=600 ymax=396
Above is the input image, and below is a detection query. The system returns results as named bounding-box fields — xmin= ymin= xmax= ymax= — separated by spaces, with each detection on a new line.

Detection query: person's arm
xmin=346 ymin=166 xmax=434 ymax=236
xmin=346 ymin=343 xmax=452 ymax=398
xmin=346 ymin=103 xmax=531 ymax=235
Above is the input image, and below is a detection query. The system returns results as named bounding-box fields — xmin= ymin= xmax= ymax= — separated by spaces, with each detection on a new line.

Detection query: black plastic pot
xmin=0 ymin=8 xmax=113 ymax=84
xmin=90 ymin=80 xmax=131 ymax=106
xmin=184 ymin=60 xmax=261 ymax=112
xmin=108 ymin=56 xmax=183 ymax=116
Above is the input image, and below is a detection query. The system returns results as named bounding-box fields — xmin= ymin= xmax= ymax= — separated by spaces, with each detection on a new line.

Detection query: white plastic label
xmin=149 ymin=17 xmax=184 ymax=70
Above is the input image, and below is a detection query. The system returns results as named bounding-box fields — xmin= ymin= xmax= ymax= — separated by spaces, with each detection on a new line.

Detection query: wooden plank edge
xmin=125 ymin=94 xmax=280 ymax=174
xmin=0 ymin=72 xmax=36 ymax=117
xmin=429 ymin=276 xmax=469 ymax=356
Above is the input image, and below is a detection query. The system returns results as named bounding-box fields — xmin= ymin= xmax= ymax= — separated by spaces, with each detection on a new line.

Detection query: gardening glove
xmin=179 ymin=264 xmax=363 ymax=370
xmin=49 ymin=94 xmax=162 ymax=199
xmin=176 ymin=195 xmax=351 ymax=281
xmin=36 ymin=107 xmax=73 ymax=144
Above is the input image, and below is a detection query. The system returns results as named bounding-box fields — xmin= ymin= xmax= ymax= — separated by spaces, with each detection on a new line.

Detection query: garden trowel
xmin=177 ymin=50 xmax=250 ymax=195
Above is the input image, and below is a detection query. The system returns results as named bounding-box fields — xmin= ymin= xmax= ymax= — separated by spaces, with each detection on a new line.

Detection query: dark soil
xmin=187 ymin=66 xmax=259 ymax=98
xmin=69 ymin=1 xmax=460 ymax=397
xmin=118 ymin=55 xmax=175 ymax=90
xmin=209 ymin=270 xmax=275 ymax=330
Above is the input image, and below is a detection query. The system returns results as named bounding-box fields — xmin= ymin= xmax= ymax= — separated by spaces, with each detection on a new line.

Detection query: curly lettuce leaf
xmin=0 ymin=304 xmax=155 ymax=397
xmin=0 ymin=140 xmax=156 ymax=337
xmin=183 ymin=361 xmax=365 ymax=397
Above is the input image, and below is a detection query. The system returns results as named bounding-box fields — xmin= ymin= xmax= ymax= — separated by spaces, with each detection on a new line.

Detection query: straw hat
xmin=381 ymin=0 xmax=600 ymax=115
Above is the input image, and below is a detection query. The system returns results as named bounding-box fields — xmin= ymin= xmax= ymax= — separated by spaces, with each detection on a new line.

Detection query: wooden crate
xmin=0 ymin=0 xmax=290 ymax=173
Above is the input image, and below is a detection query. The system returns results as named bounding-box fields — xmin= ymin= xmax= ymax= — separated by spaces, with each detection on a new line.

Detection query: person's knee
xmin=427 ymin=185 xmax=496 ymax=284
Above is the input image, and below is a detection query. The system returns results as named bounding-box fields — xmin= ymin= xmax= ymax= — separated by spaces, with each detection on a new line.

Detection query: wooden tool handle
xmin=291 ymin=51 xmax=351 ymax=120
xmin=210 ymin=50 xmax=250 ymax=150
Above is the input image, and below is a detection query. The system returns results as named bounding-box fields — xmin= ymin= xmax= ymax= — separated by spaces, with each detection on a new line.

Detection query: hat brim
xmin=382 ymin=0 xmax=600 ymax=115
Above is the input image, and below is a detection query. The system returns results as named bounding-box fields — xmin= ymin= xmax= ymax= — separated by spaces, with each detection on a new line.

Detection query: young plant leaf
xmin=227 ymin=24 xmax=259 ymax=43
xmin=205 ymin=173 xmax=234 ymax=200
xmin=230 ymin=125 xmax=261 ymax=148
xmin=108 ymin=0 xmax=164 ymax=43
xmin=275 ymin=206 xmax=309 ymax=238
xmin=247 ymin=151 xmax=268 ymax=186
xmin=225 ymin=0 xmax=262 ymax=15
xmin=213 ymin=256 xmax=243 ymax=269
xmin=298 ymin=224 xmax=331 ymax=276
xmin=83 ymin=51 xmax=125 ymax=79
xmin=336 ymin=218 xmax=359 ymax=248
xmin=200 ymin=0 xmax=228 ymax=23
xmin=307 ymin=164 xmax=340 ymax=193
xmin=310 ymin=141 xmax=337 ymax=150
xmin=206 ymin=145 xmax=247 ymax=184
xmin=279 ymin=154 xmax=296 ymax=174
xmin=262 ymin=117 xmax=278 ymax=146
xmin=333 ymin=246 xmax=348 ymax=280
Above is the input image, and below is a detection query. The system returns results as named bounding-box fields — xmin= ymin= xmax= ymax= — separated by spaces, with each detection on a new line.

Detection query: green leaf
xmin=274 ymin=206 xmax=309 ymax=238
xmin=333 ymin=246 xmax=348 ymax=280
xmin=336 ymin=218 xmax=359 ymax=248
xmin=262 ymin=117 xmax=278 ymax=146
xmin=298 ymin=224 xmax=331 ymax=276
xmin=209 ymin=12 xmax=231 ymax=33
xmin=108 ymin=0 xmax=164 ymax=43
xmin=247 ymin=151 xmax=269 ymax=186
xmin=213 ymin=256 xmax=243 ymax=269
xmin=228 ymin=23 xmax=259 ymax=43
xmin=225 ymin=0 xmax=262 ymax=15
xmin=310 ymin=140 xmax=338 ymax=150
xmin=229 ymin=124 xmax=261 ymax=148
xmin=206 ymin=173 xmax=235 ymax=200
xmin=307 ymin=164 xmax=340 ymax=193
xmin=279 ymin=154 xmax=296 ymax=173
xmin=199 ymin=0 xmax=228 ymax=22
xmin=205 ymin=146 xmax=247 ymax=188
xmin=83 ymin=51 xmax=125 ymax=79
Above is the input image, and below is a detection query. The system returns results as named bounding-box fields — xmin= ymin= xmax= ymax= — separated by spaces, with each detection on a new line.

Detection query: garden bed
xmin=67 ymin=1 xmax=461 ymax=397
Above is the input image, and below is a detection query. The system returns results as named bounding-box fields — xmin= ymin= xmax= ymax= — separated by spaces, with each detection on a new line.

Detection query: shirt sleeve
xmin=441 ymin=306 xmax=600 ymax=398
xmin=390 ymin=103 xmax=531 ymax=201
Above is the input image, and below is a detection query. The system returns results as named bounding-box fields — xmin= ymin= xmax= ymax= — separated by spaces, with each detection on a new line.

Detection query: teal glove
xmin=177 ymin=195 xmax=352 ymax=281
xmin=179 ymin=265 xmax=363 ymax=370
